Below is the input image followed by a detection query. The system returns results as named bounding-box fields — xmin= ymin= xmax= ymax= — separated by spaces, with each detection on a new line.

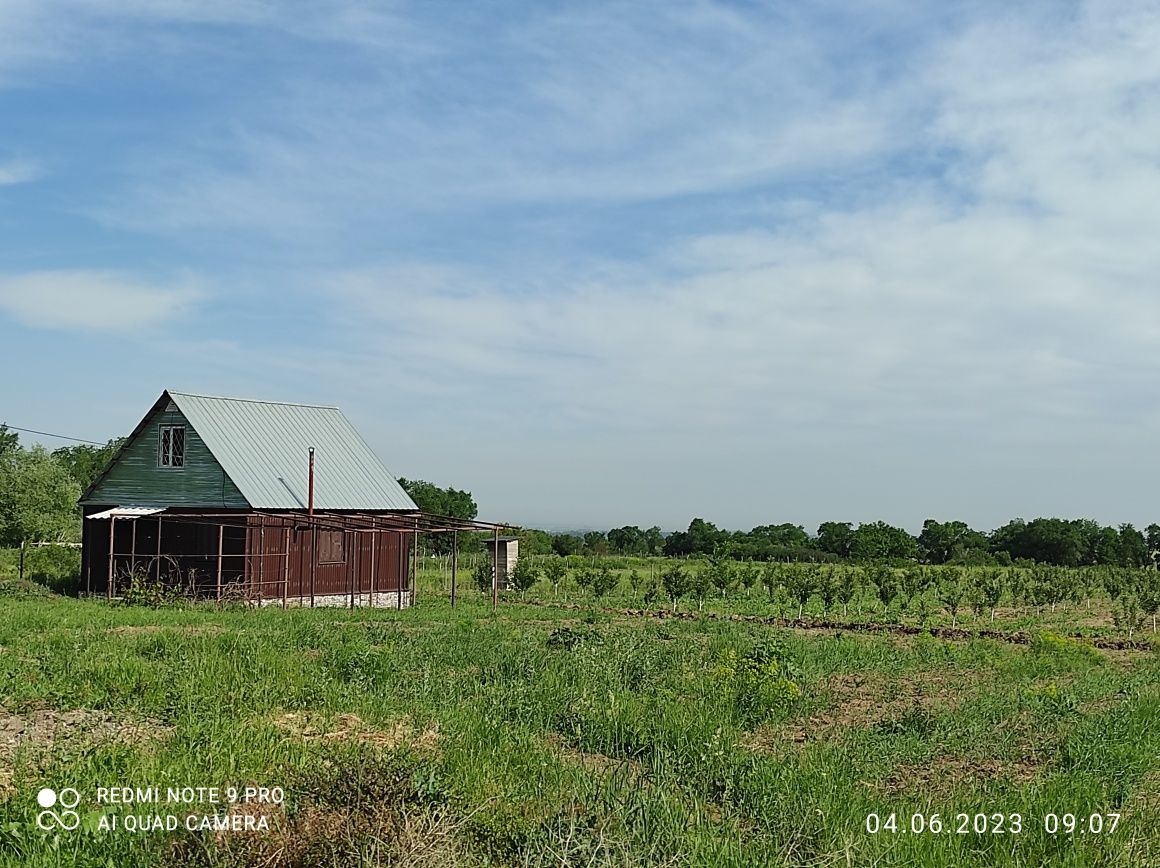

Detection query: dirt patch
xmin=215 ymin=804 xmax=466 ymax=868
xmin=0 ymin=707 xmax=172 ymax=799
xmin=544 ymin=732 xmax=640 ymax=778
xmin=1125 ymin=771 xmax=1160 ymax=817
xmin=743 ymin=669 xmax=974 ymax=750
xmin=177 ymin=795 xmax=466 ymax=867
xmin=808 ymin=669 xmax=967 ymax=733
xmin=270 ymin=712 xmax=439 ymax=751
xmin=880 ymin=754 xmax=1039 ymax=796
xmin=1099 ymin=647 xmax=1157 ymax=669
xmin=108 ymin=624 xmax=228 ymax=637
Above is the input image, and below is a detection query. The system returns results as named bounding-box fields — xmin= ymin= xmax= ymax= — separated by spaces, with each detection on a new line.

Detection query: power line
xmin=1 ymin=424 xmax=107 ymax=446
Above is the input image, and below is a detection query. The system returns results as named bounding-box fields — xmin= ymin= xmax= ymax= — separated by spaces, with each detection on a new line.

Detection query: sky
xmin=1 ymin=0 xmax=1159 ymax=533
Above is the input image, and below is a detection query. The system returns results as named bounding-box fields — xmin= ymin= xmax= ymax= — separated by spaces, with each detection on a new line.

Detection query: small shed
xmin=78 ymin=390 xmax=504 ymax=607
xmin=482 ymin=536 xmax=519 ymax=587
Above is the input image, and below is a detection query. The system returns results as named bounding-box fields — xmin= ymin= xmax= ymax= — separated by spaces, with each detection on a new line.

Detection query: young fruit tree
xmin=642 ymin=577 xmax=660 ymax=607
xmin=762 ymin=563 xmax=782 ymax=602
xmin=910 ymin=588 xmax=937 ymax=626
xmin=901 ymin=566 xmax=929 ymax=602
xmin=510 ymin=557 xmax=540 ymax=598
xmin=872 ymin=565 xmax=899 ymax=621
xmin=835 ymin=569 xmax=859 ymax=618
xmin=708 ymin=558 xmax=735 ymax=599
xmin=816 ymin=567 xmax=838 ymax=617
xmin=972 ymin=568 xmax=1005 ymax=623
xmin=575 ymin=566 xmax=594 ymax=594
xmin=542 ymin=557 xmax=567 ymax=598
xmin=784 ymin=566 xmax=816 ymax=620
xmin=1134 ymin=570 xmax=1160 ymax=634
xmin=1068 ymin=569 xmax=1091 ymax=610
xmin=1113 ymin=591 xmax=1146 ymax=640
xmin=1103 ymin=567 xmax=1127 ymax=603
xmin=689 ymin=566 xmax=712 ymax=611
xmin=739 ymin=563 xmax=760 ymax=598
xmin=628 ymin=569 xmax=644 ymax=600
xmin=661 ymin=564 xmax=688 ymax=612
xmin=472 ymin=559 xmax=494 ymax=595
xmin=588 ymin=564 xmax=619 ymax=600
xmin=938 ymin=568 xmax=965 ymax=628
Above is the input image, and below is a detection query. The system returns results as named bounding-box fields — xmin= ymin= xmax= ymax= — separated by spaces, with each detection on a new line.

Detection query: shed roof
xmin=166 ymin=391 xmax=417 ymax=511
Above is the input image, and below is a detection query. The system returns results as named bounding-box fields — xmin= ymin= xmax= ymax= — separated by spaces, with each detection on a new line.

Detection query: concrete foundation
xmin=257 ymin=591 xmax=413 ymax=609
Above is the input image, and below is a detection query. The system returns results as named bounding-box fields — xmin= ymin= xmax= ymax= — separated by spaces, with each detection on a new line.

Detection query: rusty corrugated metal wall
xmin=243 ymin=514 xmax=410 ymax=601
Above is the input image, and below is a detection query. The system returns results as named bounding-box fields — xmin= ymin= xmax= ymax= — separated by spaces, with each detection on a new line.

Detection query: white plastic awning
xmin=86 ymin=506 xmax=165 ymax=520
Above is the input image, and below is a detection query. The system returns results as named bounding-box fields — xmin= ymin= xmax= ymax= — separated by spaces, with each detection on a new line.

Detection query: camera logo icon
xmin=36 ymin=788 xmax=81 ymax=831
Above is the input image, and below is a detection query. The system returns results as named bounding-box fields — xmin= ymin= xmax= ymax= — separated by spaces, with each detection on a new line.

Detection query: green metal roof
xmin=167 ymin=391 xmax=418 ymax=511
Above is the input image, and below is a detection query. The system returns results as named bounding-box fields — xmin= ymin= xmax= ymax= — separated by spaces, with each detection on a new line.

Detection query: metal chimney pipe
xmin=308 ymin=447 xmax=315 ymax=515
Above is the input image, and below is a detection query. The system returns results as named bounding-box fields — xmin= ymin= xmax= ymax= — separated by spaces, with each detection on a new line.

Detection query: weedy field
xmin=0 ymin=577 xmax=1158 ymax=867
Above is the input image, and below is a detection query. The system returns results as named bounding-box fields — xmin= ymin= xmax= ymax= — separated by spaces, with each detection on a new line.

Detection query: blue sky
xmin=2 ymin=0 xmax=1160 ymax=532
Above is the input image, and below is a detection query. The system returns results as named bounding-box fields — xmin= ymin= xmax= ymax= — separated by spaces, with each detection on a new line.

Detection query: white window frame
xmin=158 ymin=425 xmax=186 ymax=469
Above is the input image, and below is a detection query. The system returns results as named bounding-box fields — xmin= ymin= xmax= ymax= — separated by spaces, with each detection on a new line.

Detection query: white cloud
xmin=88 ymin=2 xmax=909 ymax=235
xmin=0 ymin=271 xmax=199 ymax=331
xmin=0 ymin=0 xmax=425 ymax=83
xmin=0 ymin=157 xmax=41 ymax=185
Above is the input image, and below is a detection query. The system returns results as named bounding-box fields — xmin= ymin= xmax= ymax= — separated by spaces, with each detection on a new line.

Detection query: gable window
xmin=159 ymin=425 xmax=185 ymax=468
xmin=318 ymin=530 xmax=345 ymax=564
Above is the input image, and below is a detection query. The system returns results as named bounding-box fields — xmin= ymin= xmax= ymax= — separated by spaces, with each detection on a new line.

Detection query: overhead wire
xmin=0 ymin=424 xmax=108 ymax=446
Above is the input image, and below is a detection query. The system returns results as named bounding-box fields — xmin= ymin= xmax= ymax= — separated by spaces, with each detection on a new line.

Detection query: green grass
xmin=0 ymin=590 xmax=1157 ymax=866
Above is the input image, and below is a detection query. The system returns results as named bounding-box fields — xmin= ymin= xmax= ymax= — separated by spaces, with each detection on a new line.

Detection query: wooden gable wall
xmin=82 ymin=400 xmax=248 ymax=508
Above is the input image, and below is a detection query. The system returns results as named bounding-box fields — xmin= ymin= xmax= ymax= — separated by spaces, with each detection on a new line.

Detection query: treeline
xmin=0 ymin=425 xmax=122 ymax=547
xmin=516 ymin=517 xmax=1160 ymax=569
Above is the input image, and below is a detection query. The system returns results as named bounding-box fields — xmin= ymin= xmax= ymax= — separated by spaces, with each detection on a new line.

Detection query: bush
xmin=473 ymin=559 xmax=494 ymax=594
xmin=546 ymin=625 xmax=604 ymax=650
xmin=715 ymin=637 xmax=801 ymax=725
xmin=119 ymin=567 xmax=186 ymax=608
xmin=575 ymin=564 xmax=618 ymax=599
xmin=0 ymin=545 xmax=80 ymax=594
xmin=510 ymin=557 xmax=539 ymax=596
xmin=0 ymin=578 xmax=52 ymax=600
xmin=1024 ymin=681 xmax=1079 ymax=716
xmin=1029 ymin=631 xmax=1102 ymax=665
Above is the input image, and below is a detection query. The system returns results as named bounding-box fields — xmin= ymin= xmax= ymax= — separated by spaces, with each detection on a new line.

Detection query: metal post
xmin=492 ymin=526 xmax=499 ymax=612
xmin=216 ymin=524 xmax=224 ymax=602
xmin=411 ymin=523 xmax=418 ymax=607
xmin=309 ymin=526 xmax=317 ymax=608
xmin=107 ymin=517 xmax=116 ymax=600
xmin=258 ymin=524 xmax=265 ymax=601
xmin=349 ymin=531 xmax=356 ymax=610
xmin=282 ymin=526 xmax=290 ymax=610
xmin=18 ymin=540 xmax=25 ymax=582
xmin=369 ymin=521 xmax=378 ymax=608
xmin=397 ymin=533 xmax=403 ymax=610
xmin=308 ymin=447 xmax=315 ymax=515
xmin=155 ymin=516 xmax=162 ymax=582
xmin=451 ymin=531 xmax=458 ymax=609
xmin=84 ymin=518 xmax=92 ymax=597
xmin=130 ymin=520 xmax=137 ymax=575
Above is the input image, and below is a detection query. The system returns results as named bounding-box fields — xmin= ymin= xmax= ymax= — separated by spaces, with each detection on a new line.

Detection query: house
xmin=80 ymin=390 xmax=501 ymax=607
